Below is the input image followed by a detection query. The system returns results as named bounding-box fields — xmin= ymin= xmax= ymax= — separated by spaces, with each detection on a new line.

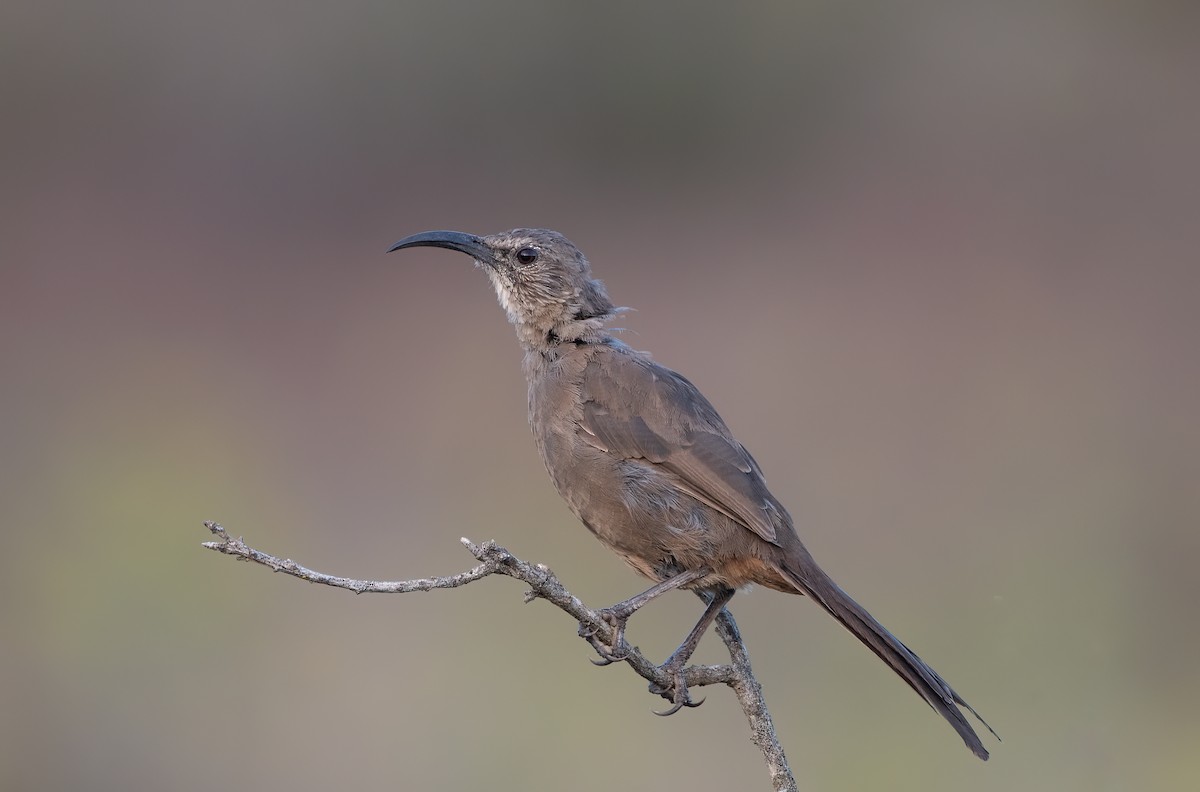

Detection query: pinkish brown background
xmin=3 ymin=3 xmax=1198 ymax=790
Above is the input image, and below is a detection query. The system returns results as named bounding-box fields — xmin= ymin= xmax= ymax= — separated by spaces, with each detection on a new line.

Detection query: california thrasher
xmin=389 ymin=228 xmax=996 ymax=759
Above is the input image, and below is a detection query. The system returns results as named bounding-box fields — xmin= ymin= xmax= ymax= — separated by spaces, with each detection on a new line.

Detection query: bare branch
xmin=715 ymin=610 xmax=797 ymax=792
xmin=202 ymin=521 xmax=795 ymax=790
xmin=202 ymin=522 xmax=501 ymax=594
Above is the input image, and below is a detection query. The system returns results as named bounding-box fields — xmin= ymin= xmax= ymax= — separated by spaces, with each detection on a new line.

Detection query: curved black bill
xmin=387 ymin=230 xmax=492 ymax=262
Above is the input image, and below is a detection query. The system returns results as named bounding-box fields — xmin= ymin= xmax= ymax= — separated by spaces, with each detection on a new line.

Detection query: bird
xmin=389 ymin=228 xmax=997 ymax=759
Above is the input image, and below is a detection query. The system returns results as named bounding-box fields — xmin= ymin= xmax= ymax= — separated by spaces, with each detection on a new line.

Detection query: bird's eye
xmin=515 ymin=247 xmax=539 ymax=265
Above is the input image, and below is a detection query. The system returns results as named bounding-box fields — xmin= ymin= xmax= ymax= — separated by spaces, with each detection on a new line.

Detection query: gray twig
xmin=202 ymin=521 xmax=797 ymax=792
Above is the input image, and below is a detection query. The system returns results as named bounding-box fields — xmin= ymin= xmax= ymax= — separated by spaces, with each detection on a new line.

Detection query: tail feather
xmin=777 ymin=561 xmax=998 ymax=760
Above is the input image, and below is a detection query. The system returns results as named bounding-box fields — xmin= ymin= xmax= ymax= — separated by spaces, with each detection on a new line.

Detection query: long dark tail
xmin=777 ymin=558 xmax=998 ymax=760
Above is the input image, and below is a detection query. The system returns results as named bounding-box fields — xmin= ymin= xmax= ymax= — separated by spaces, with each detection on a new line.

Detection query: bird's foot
xmin=649 ymin=660 xmax=705 ymax=716
xmin=579 ymin=607 xmax=631 ymax=665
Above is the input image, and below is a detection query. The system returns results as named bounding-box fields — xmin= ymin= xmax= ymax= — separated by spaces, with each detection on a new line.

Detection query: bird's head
xmin=389 ymin=228 xmax=616 ymax=348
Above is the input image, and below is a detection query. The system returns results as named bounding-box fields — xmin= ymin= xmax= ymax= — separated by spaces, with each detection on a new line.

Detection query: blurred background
xmin=3 ymin=1 xmax=1198 ymax=790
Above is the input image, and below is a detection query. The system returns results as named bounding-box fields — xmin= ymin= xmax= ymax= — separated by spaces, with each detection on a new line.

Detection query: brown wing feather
xmin=577 ymin=346 xmax=789 ymax=546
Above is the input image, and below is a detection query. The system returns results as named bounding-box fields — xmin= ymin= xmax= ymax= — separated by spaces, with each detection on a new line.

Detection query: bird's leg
xmin=651 ymin=587 xmax=736 ymax=716
xmin=582 ymin=568 xmax=707 ymax=665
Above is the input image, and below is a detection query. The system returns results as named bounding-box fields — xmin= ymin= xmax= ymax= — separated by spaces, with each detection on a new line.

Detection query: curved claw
xmin=653 ymin=699 xmax=687 ymax=717
xmin=582 ymin=624 xmax=628 ymax=665
xmin=652 ymin=694 xmax=705 ymax=716
xmin=650 ymin=665 xmax=704 ymax=715
xmin=579 ymin=608 xmax=631 ymax=665
xmin=592 ymin=646 xmax=629 ymax=664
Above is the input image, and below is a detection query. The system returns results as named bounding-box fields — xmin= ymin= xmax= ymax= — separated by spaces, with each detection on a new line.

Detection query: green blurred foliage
xmin=2 ymin=1 xmax=1198 ymax=790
